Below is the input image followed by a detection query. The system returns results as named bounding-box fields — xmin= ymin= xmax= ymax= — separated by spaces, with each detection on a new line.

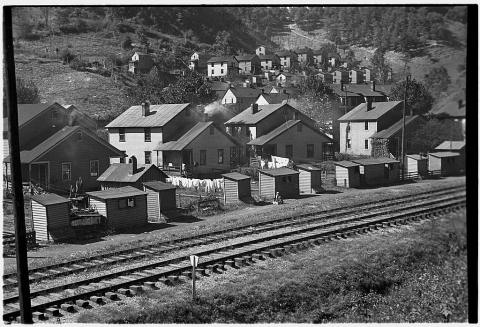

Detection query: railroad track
xmin=3 ymin=184 xmax=464 ymax=290
xmin=2 ymin=188 xmax=465 ymax=322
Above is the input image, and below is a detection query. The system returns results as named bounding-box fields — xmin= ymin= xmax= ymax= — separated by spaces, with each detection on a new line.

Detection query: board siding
xmin=89 ymin=198 xmax=107 ymax=217
xmin=105 ymin=195 xmax=147 ymax=230
xmin=275 ymin=174 xmax=299 ymax=198
xmin=238 ymin=179 xmax=251 ymax=199
xmin=145 ymin=188 xmax=160 ymax=220
xmin=335 ymin=166 xmax=350 ymax=187
xmin=31 ymin=200 xmax=48 ymax=241
xmin=224 ymin=179 xmax=239 ymax=204
xmin=299 ymin=170 xmax=312 ymax=194
xmin=259 ymin=173 xmax=275 ymax=199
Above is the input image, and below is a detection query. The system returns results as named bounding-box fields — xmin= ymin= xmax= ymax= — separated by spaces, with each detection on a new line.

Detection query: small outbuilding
xmin=296 ymin=164 xmax=322 ymax=194
xmin=222 ymin=172 xmax=251 ymax=204
xmin=258 ymin=167 xmax=299 ymax=200
xmin=31 ymin=193 xmax=73 ymax=242
xmin=334 ymin=160 xmax=361 ymax=188
xmin=428 ymin=152 xmax=461 ymax=176
xmin=352 ymin=158 xmax=400 ymax=186
xmin=434 ymin=140 xmax=465 ymax=172
xmin=143 ymin=181 xmax=177 ymax=220
xmin=86 ymin=186 xmax=148 ymax=230
xmin=406 ymin=154 xmax=428 ymax=178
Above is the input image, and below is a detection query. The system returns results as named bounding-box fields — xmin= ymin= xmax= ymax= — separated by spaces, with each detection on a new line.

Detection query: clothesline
xmin=167 ymin=176 xmax=223 ymax=193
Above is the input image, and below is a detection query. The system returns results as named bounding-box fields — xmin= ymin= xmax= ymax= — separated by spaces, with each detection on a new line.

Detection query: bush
xmin=116 ymin=23 xmax=136 ymax=33
xmin=59 ymin=18 xmax=91 ymax=34
xmin=60 ymin=49 xmax=76 ymax=64
xmin=232 ymin=166 xmax=259 ymax=180
xmin=334 ymin=152 xmax=370 ymax=162
xmin=122 ymin=36 xmax=133 ymax=50
xmin=69 ymin=57 xmax=89 ymax=71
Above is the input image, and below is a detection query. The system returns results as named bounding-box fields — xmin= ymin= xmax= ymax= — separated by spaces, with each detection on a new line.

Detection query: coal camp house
xmin=236 ymin=54 xmax=262 ymax=75
xmin=259 ymin=54 xmax=280 ymax=71
xmin=105 ymin=102 xmax=200 ymax=167
xmin=207 ymin=56 xmax=239 ymax=78
xmin=275 ymin=50 xmax=298 ymax=70
xmin=128 ymin=52 xmax=155 ymax=75
xmin=3 ymin=103 xmax=124 ymax=194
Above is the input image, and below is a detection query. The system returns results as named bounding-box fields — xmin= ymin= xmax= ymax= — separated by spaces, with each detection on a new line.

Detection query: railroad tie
xmin=104 ymin=292 xmax=119 ymax=300
xmin=261 ymin=250 xmax=275 ymax=258
xmin=60 ymin=303 xmax=75 ymax=312
xmin=90 ymin=296 xmax=104 ymax=305
xmin=196 ymin=268 xmax=208 ymax=276
xmin=117 ymin=288 xmax=132 ymax=296
xmin=252 ymin=253 xmax=266 ymax=260
xmin=234 ymin=257 xmax=246 ymax=266
xmin=181 ymin=271 xmax=193 ymax=279
xmin=75 ymin=300 xmax=90 ymax=308
xmin=143 ymin=281 xmax=159 ymax=289
xmin=32 ymin=311 xmax=46 ymax=320
xmin=45 ymin=307 xmax=60 ymax=317
xmin=129 ymin=285 xmax=145 ymax=294
xmin=224 ymin=259 xmax=238 ymax=268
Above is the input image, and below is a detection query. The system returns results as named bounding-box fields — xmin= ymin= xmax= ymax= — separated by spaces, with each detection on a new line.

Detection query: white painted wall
xmin=108 ymin=127 xmax=163 ymax=165
xmin=208 ymin=62 xmax=237 ymax=77
xmin=221 ymin=89 xmax=237 ymax=104
xmin=339 ymin=121 xmax=378 ymax=155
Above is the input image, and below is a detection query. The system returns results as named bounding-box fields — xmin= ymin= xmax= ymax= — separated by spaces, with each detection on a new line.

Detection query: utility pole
xmin=400 ymin=74 xmax=411 ymax=180
xmin=3 ymin=7 xmax=33 ymax=324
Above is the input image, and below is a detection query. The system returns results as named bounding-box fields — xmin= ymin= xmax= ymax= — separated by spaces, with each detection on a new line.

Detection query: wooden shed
xmin=334 ymin=161 xmax=361 ymax=188
xmin=434 ymin=141 xmax=465 ymax=173
xmin=143 ymin=181 xmax=177 ymax=220
xmin=258 ymin=167 xmax=299 ymax=200
xmin=296 ymin=164 xmax=322 ymax=194
xmin=222 ymin=172 xmax=251 ymax=204
xmin=352 ymin=158 xmax=400 ymax=186
xmin=428 ymin=152 xmax=461 ymax=176
xmin=86 ymin=186 xmax=148 ymax=230
xmin=31 ymin=193 xmax=72 ymax=242
xmin=406 ymin=154 xmax=428 ymax=178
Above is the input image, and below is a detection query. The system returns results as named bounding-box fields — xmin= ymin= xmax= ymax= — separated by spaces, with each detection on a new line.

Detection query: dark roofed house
xmin=259 ymin=54 xmax=280 ymax=71
xmin=255 ymin=92 xmax=290 ymax=105
xmin=258 ymin=167 xmax=299 ymax=199
xmin=275 ymin=50 xmax=298 ymax=70
xmin=434 ymin=140 xmax=465 ymax=171
xmin=207 ymin=56 xmax=239 ymax=78
xmin=129 ymin=52 xmax=155 ymax=74
xmin=236 ymin=54 xmax=261 ymax=75
xmin=189 ymin=51 xmax=209 ymax=74
xmin=155 ymin=121 xmax=239 ymax=178
xmin=295 ymin=47 xmax=313 ymax=66
xmin=221 ymin=87 xmax=263 ymax=108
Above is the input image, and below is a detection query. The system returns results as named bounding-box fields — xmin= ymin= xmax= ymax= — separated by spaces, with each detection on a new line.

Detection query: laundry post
xmin=190 ymin=255 xmax=199 ymax=301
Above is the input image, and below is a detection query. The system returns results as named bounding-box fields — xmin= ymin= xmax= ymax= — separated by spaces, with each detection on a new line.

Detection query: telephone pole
xmin=400 ymin=74 xmax=411 ymax=180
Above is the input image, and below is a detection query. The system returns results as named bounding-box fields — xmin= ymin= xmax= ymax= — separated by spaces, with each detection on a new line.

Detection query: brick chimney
xmin=340 ymin=81 xmax=344 ymax=91
xmin=128 ymin=156 xmax=137 ymax=175
xmin=141 ymin=101 xmax=150 ymax=116
xmin=371 ymin=81 xmax=376 ymax=91
xmin=252 ymin=103 xmax=259 ymax=114
xmin=365 ymin=98 xmax=373 ymax=111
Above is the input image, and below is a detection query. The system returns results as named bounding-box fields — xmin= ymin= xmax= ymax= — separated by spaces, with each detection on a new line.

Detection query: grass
xmin=75 ymin=209 xmax=467 ymax=323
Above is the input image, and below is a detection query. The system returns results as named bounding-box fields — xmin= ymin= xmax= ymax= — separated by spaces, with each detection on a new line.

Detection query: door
xmin=146 ymin=190 xmax=161 ymax=222
xmin=30 ymin=162 xmax=49 ymax=189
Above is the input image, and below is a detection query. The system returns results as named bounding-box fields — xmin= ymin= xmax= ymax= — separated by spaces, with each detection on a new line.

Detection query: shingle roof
xmin=208 ymin=81 xmax=230 ymax=91
xmin=406 ymin=154 xmax=427 ymax=160
xmin=330 ymin=84 xmax=391 ymax=98
xmin=32 ymin=193 xmax=70 ymax=206
xmin=236 ymin=54 xmax=257 ymax=61
xmin=225 ymin=103 xmax=290 ymax=125
xmin=105 ymin=103 xmax=191 ymax=128
xmin=11 ymin=126 xmax=123 ymax=164
xmin=312 ymin=49 xmax=323 ymax=55
xmin=334 ymin=160 xmax=360 ymax=168
xmin=259 ymin=54 xmax=278 ymax=61
xmin=371 ymin=115 xmax=423 ymax=139
xmin=259 ymin=167 xmax=299 ymax=177
xmin=4 ymin=103 xmax=63 ymax=132
xmin=338 ymin=101 xmax=403 ymax=122
xmin=222 ymin=172 xmax=251 ymax=181
xmin=276 ymin=50 xmax=295 ymax=57
xmin=207 ymin=56 xmax=237 ymax=63
xmin=143 ymin=181 xmax=176 ymax=191
xmin=97 ymin=163 xmax=167 ymax=183
xmin=296 ymin=164 xmax=322 ymax=171
xmin=87 ymin=186 xmax=147 ymax=200
xmin=256 ymin=93 xmax=290 ymax=104
xmin=352 ymin=158 xmax=400 ymax=165
xmin=435 ymin=141 xmax=465 ymax=150
xmin=428 ymin=151 xmax=460 ymax=158
xmin=230 ymin=87 xmax=263 ymax=98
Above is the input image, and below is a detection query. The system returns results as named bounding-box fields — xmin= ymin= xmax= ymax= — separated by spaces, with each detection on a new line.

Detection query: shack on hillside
xmin=222 ymin=172 xmax=251 ymax=204
xmin=143 ymin=181 xmax=177 ymax=221
xmin=428 ymin=152 xmax=461 ymax=176
xmin=352 ymin=158 xmax=400 ymax=186
xmin=258 ymin=167 xmax=299 ymax=200
xmin=296 ymin=164 xmax=322 ymax=194
xmin=31 ymin=193 xmax=72 ymax=242
xmin=334 ymin=160 xmax=361 ymax=188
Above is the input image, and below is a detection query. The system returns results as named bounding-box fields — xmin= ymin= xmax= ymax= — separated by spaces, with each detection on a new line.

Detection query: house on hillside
xmin=62 ymin=104 xmax=97 ymax=131
xmin=317 ymin=72 xmax=333 ymax=84
xmin=189 ymin=51 xmax=208 ymax=74
xmin=4 ymin=126 xmax=124 ymax=194
xmin=129 ymin=52 xmax=154 ymax=74
xmin=349 ymin=69 xmax=364 ymax=84
xmin=224 ymin=102 xmax=318 ymax=161
xmin=256 ymin=45 xmax=266 ymax=56
xmin=362 ymin=67 xmax=373 ymax=82
xmin=236 ymin=54 xmax=262 ymax=75
xmin=155 ymin=121 xmax=239 ymax=177
xmin=207 ymin=56 xmax=239 ymax=78
xmin=106 ymin=102 xmax=200 ymax=167
xmin=312 ymin=49 xmax=323 ymax=67
xmin=370 ymin=115 xmax=426 ymax=159
xmin=247 ymin=120 xmax=333 ymax=163
xmin=338 ymin=100 xmax=403 ymax=155
xmin=276 ymin=72 xmax=304 ymax=87
xmin=328 ymin=52 xmax=340 ymax=67
xmin=295 ymin=47 xmax=313 ymax=66
xmin=97 ymin=156 xmax=168 ymax=190
xmin=333 ymin=69 xmax=349 ymax=84
xmin=206 ymin=80 xmax=231 ymax=99
xmin=221 ymin=87 xmax=263 ymax=110
xmin=259 ymin=54 xmax=280 ymax=71
xmin=434 ymin=140 xmax=465 ymax=170
xmin=275 ymin=50 xmax=298 ymax=70
xmin=255 ymin=92 xmax=290 ymax=105
xmin=431 ymin=96 xmax=466 ymax=140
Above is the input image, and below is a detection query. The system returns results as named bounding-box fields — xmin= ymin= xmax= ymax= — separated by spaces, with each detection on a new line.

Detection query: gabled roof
xmin=3 ymin=103 xmax=64 ymax=132
xmin=207 ymin=56 xmax=237 ymax=63
xmin=406 ymin=154 xmax=427 ymax=160
xmin=352 ymin=158 xmax=400 ymax=165
xmin=256 ymin=93 xmax=290 ymax=104
xmin=97 ymin=163 xmax=167 ymax=183
xmin=295 ymin=47 xmax=312 ymax=54
xmin=32 ymin=193 xmax=70 ymax=206
xmin=428 ymin=151 xmax=460 ymax=158
xmin=225 ymin=103 xmax=290 ymax=125
xmin=435 ymin=141 xmax=465 ymax=151
xmin=87 ymin=186 xmax=147 ymax=200
xmin=334 ymin=160 xmax=360 ymax=168
xmin=236 ymin=54 xmax=258 ymax=61
xmin=155 ymin=121 xmax=237 ymax=151
xmin=207 ymin=81 xmax=230 ymax=91
xmin=143 ymin=181 xmax=176 ymax=191
xmin=105 ymin=103 xmax=191 ymax=128
xmin=296 ymin=164 xmax=322 ymax=171
xmin=338 ymin=101 xmax=403 ymax=122
xmin=312 ymin=49 xmax=323 ymax=55
xmin=330 ymin=84 xmax=391 ymax=98
xmin=229 ymin=87 xmax=263 ymax=99
xmin=371 ymin=115 xmax=423 ymax=139
xmin=11 ymin=126 xmax=123 ymax=164
xmin=259 ymin=54 xmax=278 ymax=61
xmin=259 ymin=167 xmax=299 ymax=177
xmin=247 ymin=120 xmax=332 ymax=146
xmin=276 ymin=50 xmax=296 ymax=57
xmin=222 ymin=172 xmax=251 ymax=181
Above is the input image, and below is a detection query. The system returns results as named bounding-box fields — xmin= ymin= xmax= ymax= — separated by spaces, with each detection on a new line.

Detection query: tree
xmin=424 ymin=66 xmax=451 ymax=99
xmin=410 ymin=118 xmax=464 ymax=153
xmin=122 ymin=35 xmax=133 ymax=50
xmin=389 ymin=79 xmax=434 ymax=116
xmin=371 ymin=48 xmax=391 ymax=84
xmin=161 ymin=71 xmax=213 ymax=104
xmin=16 ymin=78 xmax=40 ymax=104
xmin=212 ymin=31 xmax=232 ymax=56
xmin=136 ymin=27 xmax=150 ymax=51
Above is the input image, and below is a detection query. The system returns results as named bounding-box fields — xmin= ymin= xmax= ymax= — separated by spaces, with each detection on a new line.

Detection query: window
xmin=365 ymin=139 xmax=369 ymax=149
xmin=119 ymin=197 xmax=135 ymax=209
xmin=245 ymin=127 xmax=250 ymax=137
xmin=297 ymin=124 xmax=303 ymax=132
xmin=365 ymin=121 xmax=369 ymax=130
xmin=90 ymin=160 xmax=99 ymax=177
xmin=120 ymin=151 xmax=126 ymax=163
xmin=211 ymin=63 xmax=214 ymax=67
xmin=347 ymin=139 xmax=351 ymax=149
xmin=200 ymin=150 xmax=206 ymax=165
xmin=221 ymin=69 xmax=224 ymax=74
xmin=217 ymin=149 xmax=224 ymax=164
xmin=119 ymin=128 xmax=125 ymax=142
xmin=144 ymin=128 xmax=151 ymax=142
xmin=285 ymin=145 xmax=293 ymax=158
xmin=211 ymin=69 xmax=214 ymax=75
xmin=145 ymin=151 xmax=152 ymax=164
xmin=210 ymin=126 xmax=215 ymax=135
xmin=61 ymin=163 xmax=71 ymax=181
xmin=77 ymin=132 xmax=82 ymax=141
xmin=307 ymin=144 xmax=314 ymax=158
